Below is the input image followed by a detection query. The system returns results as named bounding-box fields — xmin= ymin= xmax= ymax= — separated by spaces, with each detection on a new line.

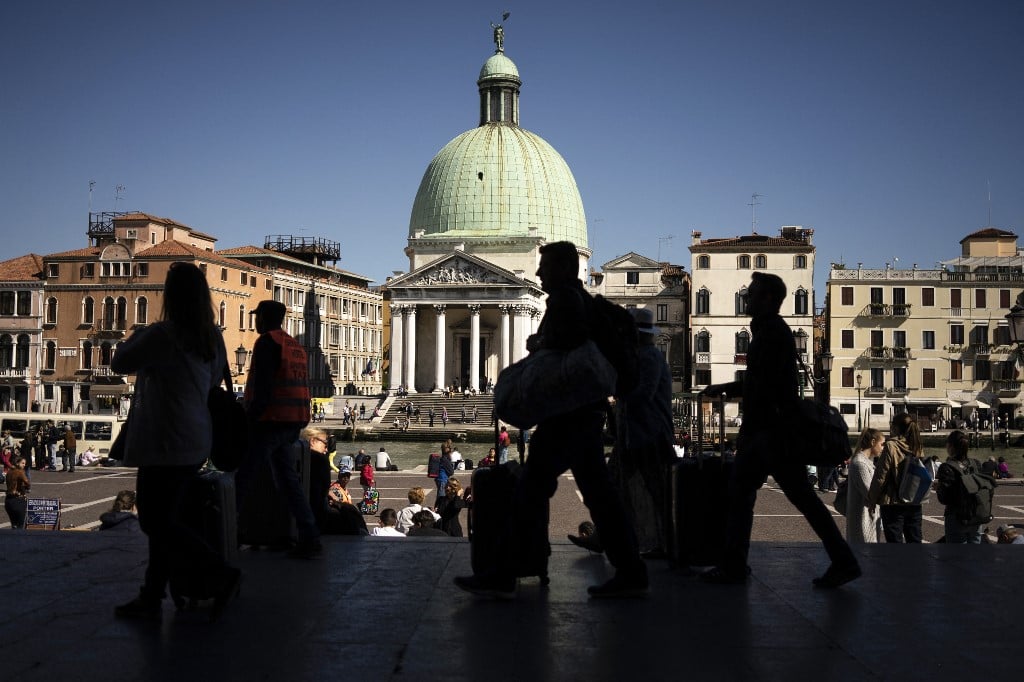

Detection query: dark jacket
xmin=98 ymin=511 xmax=141 ymax=533
xmin=435 ymin=494 xmax=465 ymax=537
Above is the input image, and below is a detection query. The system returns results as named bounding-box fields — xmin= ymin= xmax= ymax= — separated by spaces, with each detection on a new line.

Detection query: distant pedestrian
xmin=61 ymin=425 xmax=76 ymax=473
xmin=847 ymin=428 xmax=884 ymax=544
xmin=4 ymin=455 xmax=29 ymax=528
xmin=867 ymin=413 xmax=925 ymax=543
xmin=236 ymin=299 xmax=319 ymax=560
xmin=111 ymin=262 xmax=239 ymax=620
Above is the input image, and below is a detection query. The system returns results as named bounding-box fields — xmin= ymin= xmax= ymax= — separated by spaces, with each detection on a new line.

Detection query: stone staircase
xmin=378 ymin=392 xmax=496 ymax=442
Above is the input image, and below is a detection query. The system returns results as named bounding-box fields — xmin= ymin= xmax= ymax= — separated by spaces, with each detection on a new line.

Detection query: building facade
xmin=386 ymin=28 xmax=591 ymax=393
xmin=689 ymin=226 xmax=816 ymax=418
xmin=827 ymin=227 xmax=1023 ymax=431
xmin=3 ymin=212 xmax=382 ymax=414
xmin=590 ymin=253 xmax=690 ymax=393
xmin=0 ymin=255 xmax=45 ymax=411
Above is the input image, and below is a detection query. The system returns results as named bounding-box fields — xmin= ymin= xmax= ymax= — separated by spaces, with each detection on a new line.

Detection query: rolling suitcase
xmin=469 ymin=461 xmax=550 ymax=584
xmin=169 ymin=470 xmax=239 ymax=612
xmin=239 ymin=440 xmax=312 ymax=547
xmin=666 ymin=393 xmax=732 ymax=568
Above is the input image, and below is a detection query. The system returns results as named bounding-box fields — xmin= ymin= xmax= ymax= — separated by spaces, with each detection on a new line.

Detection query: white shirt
xmin=375 ymin=451 xmax=393 ymax=469
xmin=372 ymin=526 xmax=405 ymax=537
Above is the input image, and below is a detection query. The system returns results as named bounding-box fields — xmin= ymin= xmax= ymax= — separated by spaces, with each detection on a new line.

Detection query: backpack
xmin=357 ymin=487 xmax=380 ymax=515
xmin=941 ymin=459 xmax=996 ymax=525
xmin=589 ymin=295 xmax=639 ymax=398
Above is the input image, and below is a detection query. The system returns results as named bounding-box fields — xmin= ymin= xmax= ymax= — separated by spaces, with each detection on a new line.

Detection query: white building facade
xmin=827 ymin=227 xmax=1023 ymax=431
xmin=689 ymin=227 xmax=816 ymax=418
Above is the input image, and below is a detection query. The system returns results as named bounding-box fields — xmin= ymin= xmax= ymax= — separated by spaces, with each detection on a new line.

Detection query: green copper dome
xmin=479 ymin=53 xmax=519 ymax=81
xmin=408 ymin=49 xmax=588 ymax=248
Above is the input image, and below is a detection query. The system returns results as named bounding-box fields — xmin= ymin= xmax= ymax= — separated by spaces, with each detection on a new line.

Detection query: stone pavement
xmin=1 ymin=531 xmax=1020 ymax=681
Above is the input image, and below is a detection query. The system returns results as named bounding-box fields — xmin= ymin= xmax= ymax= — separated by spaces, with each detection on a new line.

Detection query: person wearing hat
xmin=327 ymin=466 xmax=354 ymax=507
xmin=581 ymin=307 xmax=674 ymax=559
xmin=237 ymin=299 xmax=320 ymax=559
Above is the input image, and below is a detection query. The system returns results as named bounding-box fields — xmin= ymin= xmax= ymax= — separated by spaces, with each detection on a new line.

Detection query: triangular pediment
xmin=387 ymin=252 xmax=538 ymax=290
xmin=602 ymin=252 xmax=661 ymax=270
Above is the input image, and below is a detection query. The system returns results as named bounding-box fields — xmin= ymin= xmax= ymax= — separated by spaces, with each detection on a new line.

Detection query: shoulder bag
xmin=493 ymin=339 xmax=616 ymax=430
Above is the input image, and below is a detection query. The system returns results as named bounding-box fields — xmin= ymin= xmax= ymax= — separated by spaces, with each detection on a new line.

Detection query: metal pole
xmin=857 ymin=388 xmax=862 ymax=432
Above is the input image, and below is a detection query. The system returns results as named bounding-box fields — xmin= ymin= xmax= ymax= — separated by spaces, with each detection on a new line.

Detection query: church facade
xmin=386 ymin=29 xmax=591 ymax=394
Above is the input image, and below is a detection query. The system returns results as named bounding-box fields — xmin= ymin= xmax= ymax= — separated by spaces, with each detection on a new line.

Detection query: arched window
xmin=45 ymin=341 xmax=56 ymax=370
xmin=45 ymin=297 xmax=57 ymax=325
xmin=82 ymin=341 xmax=93 ymax=370
xmin=103 ymin=297 xmax=115 ymax=330
xmin=0 ymin=334 xmax=12 ymax=367
xmin=754 ymin=254 xmax=767 ymax=269
xmin=136 ymin=296 xmax=148 ymax=324
xmin=239 ymin=304 xmax=246 ymax=330
xmin=695 ymin=330 xmax=711 ymax=353
xmin=794 ymin=288 xmax=809 ymax=315
xmin=15 ymin=334 xmax=29 ymax=368
xmin=116 ymin=297 xmax=128 ymax=329
xmin=738 ymin=255 xmax=751 ymax=269
xmin=219 ymin=301 xmax=226 ymax=328
xmin=794 ymin=255 xmax=807 ymax=269
xmin=697 ymin=255 xmax=710 ymax=269
xmin=83 ymin=296 xmax=94 ymax=325
xmin=735 ymin=330 xmax=750 ymax=354
xmin=100 ymin=341 xmax=113 ymax=366
xmin=695 ymin=288 xmax=711 ymax=315
xmin=736 ymin=287 xmax=749 ymax=316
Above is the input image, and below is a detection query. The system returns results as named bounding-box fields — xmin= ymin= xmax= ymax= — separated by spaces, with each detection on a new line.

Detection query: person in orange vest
xmin=237 ymin=300 xmax=320 ymax=559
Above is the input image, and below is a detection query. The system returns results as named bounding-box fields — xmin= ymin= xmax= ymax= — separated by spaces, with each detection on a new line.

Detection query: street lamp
xmin=234 ymin=344 xmax=248 ymax=376
xmin=794 ymin=330 xmax=809 ymax=397
xmin=1006 ymin=300 xmax=1024 ymax=346
xmin=856 ymin=373 xmax=863 ymax=432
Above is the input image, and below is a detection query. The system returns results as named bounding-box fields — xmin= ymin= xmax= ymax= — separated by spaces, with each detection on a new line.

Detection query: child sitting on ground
xmin=371 ymin=508 xmax=405 ymax=537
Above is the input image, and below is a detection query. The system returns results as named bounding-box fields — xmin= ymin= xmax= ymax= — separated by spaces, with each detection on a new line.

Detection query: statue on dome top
xmin=491 ymin=11 xmax=510 ymax=53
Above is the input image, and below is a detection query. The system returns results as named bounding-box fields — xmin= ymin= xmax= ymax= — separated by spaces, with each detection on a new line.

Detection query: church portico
xmin=386 ymin=251 xmax=545 ymax=393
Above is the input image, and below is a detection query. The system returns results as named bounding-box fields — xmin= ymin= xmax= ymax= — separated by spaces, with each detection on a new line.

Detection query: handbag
xmin=792 ymin=354 xmax=852 ymax=467
xmin=493 ymin=339 xmax=616 ymax=430
xmin=833 ymin=478 xmax=849 ymax=516
xmin=108 ymin=408 xmax=132 ymax=463
xmin=207 ymin=364 xmax=248 ymax=472
xmin=897 ymin=454 xmax=933 ymax=505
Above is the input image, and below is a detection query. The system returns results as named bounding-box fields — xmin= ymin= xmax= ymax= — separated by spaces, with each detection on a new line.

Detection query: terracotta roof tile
xmin=0 ymin=254 xmax=44 ymax=281
xmin=961 ymin=227 xmax=1017 ymax=242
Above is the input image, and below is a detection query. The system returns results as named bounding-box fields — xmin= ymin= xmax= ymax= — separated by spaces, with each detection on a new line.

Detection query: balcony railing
xmin=891 ymin=303 xmax=912 ymax=316
xmin=890 ymin=347 xmax=910 ymax=361
xmin=694 ymin=352 xmax=711 ymax=365
xmin=994 ymin=379 xmax=1022 ymax=393
xmin=98 ymin=318 xmax=128 ymax=332
xmin=0 ymin=367 xmax=29 ymax=378
xmin=733 ymin=353 xmax=747 ymax=365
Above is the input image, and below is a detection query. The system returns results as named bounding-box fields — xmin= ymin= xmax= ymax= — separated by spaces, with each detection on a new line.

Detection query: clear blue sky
xmin=3 ymin=0 xmax=1022 ymax=294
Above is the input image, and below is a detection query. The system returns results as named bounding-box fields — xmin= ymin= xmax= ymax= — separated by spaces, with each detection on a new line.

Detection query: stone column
xmin=389 ymin=304 xmax=404 ymax=391
xmin=500 ymin=305 xmax=511 ymax=370
xmin=405 ymin=305 xmax=417 ymax=393
xmin=434 ymin=304 xmax=446 ymax=392
xmin=469 ymin=305 xmax=481 ymax=391
xmin=511 ymin=305 xmax=530 ymax=363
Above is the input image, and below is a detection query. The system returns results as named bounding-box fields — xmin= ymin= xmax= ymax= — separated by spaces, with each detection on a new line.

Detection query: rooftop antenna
xmin=88 ymin=180 xmax=95 ymax=213
xmin=658 ymin=235 xmax=675 ymax=261
xmin=987 ymin=180 xmax=993 ymax=226
xmin=114 ymin=184 xmax=126 ymax=211
xmin=748 ymin=192 xmax=763 ymax=234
